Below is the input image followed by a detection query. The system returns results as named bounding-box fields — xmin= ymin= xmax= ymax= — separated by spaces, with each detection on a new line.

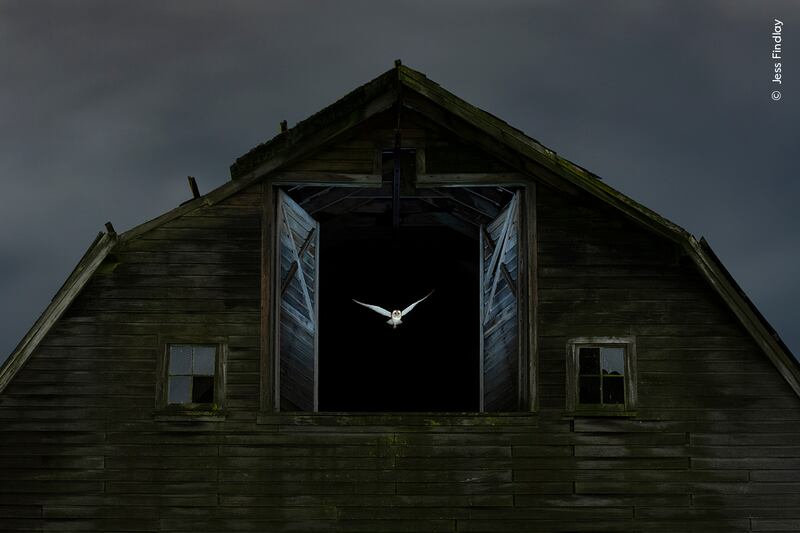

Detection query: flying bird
xmin=353 ymin=291 xmax=434 ymax=328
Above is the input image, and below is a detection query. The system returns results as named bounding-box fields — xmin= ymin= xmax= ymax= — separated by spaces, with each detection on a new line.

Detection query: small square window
xmin=162 ymin=343 xmax=223 ymax=408
xmin=567 ymin=337 xmax=637 ymax=414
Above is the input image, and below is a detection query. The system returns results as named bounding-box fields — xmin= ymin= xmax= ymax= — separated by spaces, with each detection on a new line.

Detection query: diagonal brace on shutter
xmin=499 ymin=264 xmax=517 ymax=296
xmin=481 ymin=225 xmax=518 ymax=297
xmin=281 ymin=227 xmax=316 ymax=297
xmin=485 ymin=195 xmax=518 ymax=318
xmin=281 ymin=208 xmax=315 ymax=323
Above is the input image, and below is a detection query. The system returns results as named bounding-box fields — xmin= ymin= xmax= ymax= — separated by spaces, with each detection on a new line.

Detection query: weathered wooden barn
xmin=1 ymin=62 xmax=799 ymax=532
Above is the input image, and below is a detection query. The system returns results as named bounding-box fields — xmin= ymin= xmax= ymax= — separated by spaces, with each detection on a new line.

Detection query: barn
xmin=1 ymin=61 xmax=799 ymax=532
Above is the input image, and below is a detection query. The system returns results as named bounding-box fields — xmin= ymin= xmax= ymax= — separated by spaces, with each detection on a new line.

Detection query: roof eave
xmin=230 ymin=66 xmax=399 ymax=181
xmin=687 ymin=236 xmax=800 ymax=395
xmin=0 ymin=231 xmax=118 ymax=394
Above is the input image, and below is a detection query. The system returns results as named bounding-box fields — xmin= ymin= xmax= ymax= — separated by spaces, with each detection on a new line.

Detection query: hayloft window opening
xmin=164 ymin=344 xmax=222 ymax=407
xmin=272 ymin=177 xmax=528 ymax=413
xmin=567 ymin=338 xmax=637 ymax=414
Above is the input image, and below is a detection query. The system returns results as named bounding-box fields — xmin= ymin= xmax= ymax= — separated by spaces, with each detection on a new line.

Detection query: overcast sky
xmin=1 ymin=1 xmax=797 ymax=363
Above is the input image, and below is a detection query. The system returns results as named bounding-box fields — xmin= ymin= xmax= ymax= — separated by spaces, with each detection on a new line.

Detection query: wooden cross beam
xmin=482 ymin=224 xmax=517 ymax=296
xmin=280 ymin=227 xmax=317 ymax=296
xmin=437 ymin=187 xmax=498 ymax=219
xmin=500 ymin=264 xmax=517 ymax=296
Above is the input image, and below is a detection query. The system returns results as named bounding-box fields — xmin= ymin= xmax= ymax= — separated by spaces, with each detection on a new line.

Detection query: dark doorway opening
xmin=279 ymin=176 xmax=518 ymax=413
xmin=318 ymin=225 xmax=479 ymax=411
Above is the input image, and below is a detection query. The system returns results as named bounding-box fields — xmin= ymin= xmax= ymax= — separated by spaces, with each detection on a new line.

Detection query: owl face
xmin=392 ymin=310 xmax=402 ymax=319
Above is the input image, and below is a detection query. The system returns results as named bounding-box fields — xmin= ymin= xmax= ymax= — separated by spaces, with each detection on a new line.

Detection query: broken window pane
xmin=579 ymin=376 xmax=601 ymax=404
xmin=571 ymin=341 xmax=633 ymax=411
xmin=168 ymin=376 xmax=191 ymax=404
xmin=192 ymin=376 xmax=214 ymax=403
xmin=166 ymin=344 xmax=219 ymax=406
xmin=169 ymin=345 xmax=192 ymax=375
xmin=603 ymin=376 xmax=625 ymax=404
xmin=601 ymin=347 xmax=625 ymax=376
xmin=193 ymin=346 xmax=216 ymax=376
xmin=578 ymin=347 xmax=600 ymax=375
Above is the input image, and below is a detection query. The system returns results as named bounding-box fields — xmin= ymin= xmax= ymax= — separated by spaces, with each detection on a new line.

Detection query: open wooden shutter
xmin=277 ymin=190 xmax=320 ymax=411
xmin=480 ymin=192 xmax=520 ymax=412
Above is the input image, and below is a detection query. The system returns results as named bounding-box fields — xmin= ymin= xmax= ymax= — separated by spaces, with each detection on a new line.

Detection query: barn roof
xmin=1 ymin=62 xmax=797 ymax=398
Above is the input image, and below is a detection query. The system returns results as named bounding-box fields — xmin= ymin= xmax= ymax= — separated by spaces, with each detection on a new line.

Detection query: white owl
xmin=353 ymin=291 xmax=434 ymax=328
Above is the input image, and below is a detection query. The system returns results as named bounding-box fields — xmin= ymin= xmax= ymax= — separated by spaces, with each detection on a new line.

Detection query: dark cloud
xmin=1 ymin=0 xmax=798 ymax=362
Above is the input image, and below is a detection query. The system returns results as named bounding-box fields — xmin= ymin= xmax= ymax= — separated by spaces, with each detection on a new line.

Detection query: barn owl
xmin=353 ymin=291 xmax=434 ymax=328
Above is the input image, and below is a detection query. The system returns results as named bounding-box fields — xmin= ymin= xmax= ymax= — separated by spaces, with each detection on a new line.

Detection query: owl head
xmin=392 ymin=310 xmax=402 ymax=319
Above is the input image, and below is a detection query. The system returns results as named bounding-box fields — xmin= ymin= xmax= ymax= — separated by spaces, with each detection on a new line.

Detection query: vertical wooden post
xmin=478 ymin=224 xmax=485 ymax=413
xmin=260 ymin=181 xmax=276 ymax=412
xmin=187 ymin=176 xmax=201 ymax=199
xmin=392 ymin=74 xmax=404 ymax=232
xmin=392 ymin=133 xmax=402 ymax=230
xmin=312 ymin=222 xmax=321 ymax=413
xmin=524 ymin=183 xmax=538 ymax=412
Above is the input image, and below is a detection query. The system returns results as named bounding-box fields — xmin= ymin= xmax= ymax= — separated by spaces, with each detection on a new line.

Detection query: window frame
xmin=566 ymin=336 xmax=637 ymax=416
xmin=261 ymin=175 xmax=538 ymax=414
xmin=156 ymin=338 xmax=227 ymax=413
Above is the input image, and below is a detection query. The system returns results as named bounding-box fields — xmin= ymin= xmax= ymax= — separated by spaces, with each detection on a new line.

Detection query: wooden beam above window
xmin=416 ymin=172 xmax=529 ymax=187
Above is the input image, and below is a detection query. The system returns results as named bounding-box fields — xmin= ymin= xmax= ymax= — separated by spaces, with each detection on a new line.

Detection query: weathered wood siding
xmin=0 ymin=184 xmax=263 ymax=531
xmin=535 ymin=183 xmax=800 ymax=531
xmin=1 ymin=122 xmax=799 ymax=532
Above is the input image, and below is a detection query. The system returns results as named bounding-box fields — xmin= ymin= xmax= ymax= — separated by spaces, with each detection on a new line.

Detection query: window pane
xmin=578 ymin=348 xmax=600 ymax=375
xmin=603 ymin=376 xmax=625 ymax=404
xmin=193 ymin=346 xmax=216 ymax=376
xmin=579 ymin=376 xmax=601 ymax=404
xmin=193 ymin=376 xmax=214 ymax=403
xmin=601 ymin=347 xmax=625 ymax=376
xmin=168 ymin=345 xmax=192 ymax=375
xmin=168 ymin=376 xmax=191 ymax=404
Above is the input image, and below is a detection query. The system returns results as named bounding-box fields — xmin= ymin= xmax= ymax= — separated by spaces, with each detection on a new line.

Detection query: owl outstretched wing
xmin=352 ymin=299 xmax=392 ymax=318
xmin=401 ymin=290 xmax=434 ymax=316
